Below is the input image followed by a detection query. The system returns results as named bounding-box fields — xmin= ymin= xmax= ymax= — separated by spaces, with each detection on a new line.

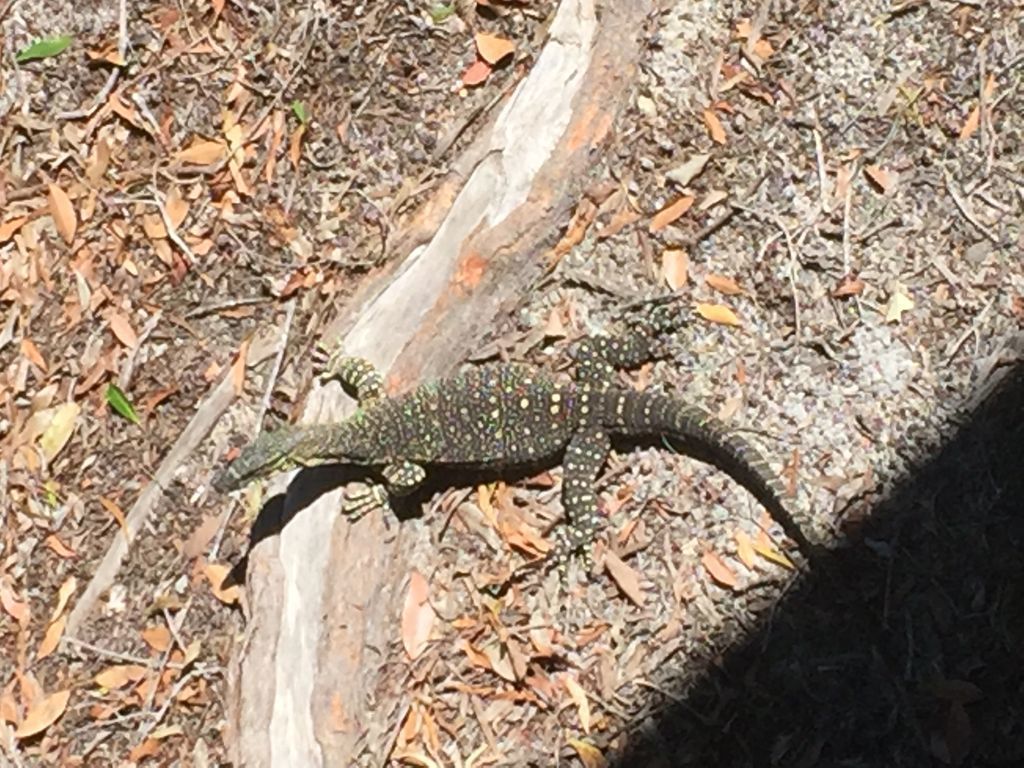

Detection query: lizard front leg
xmin=551 ymin=428 xmax=612 ymax=574
xmin=314 ymin=344 xmax=386 ymax=407
xmin=342 ymin=459 xmax=426 ymax=518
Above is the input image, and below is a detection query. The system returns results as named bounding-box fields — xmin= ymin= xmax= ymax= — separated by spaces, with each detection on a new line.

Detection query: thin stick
xmin=944 ymin=170 xmax=1001 ymax=244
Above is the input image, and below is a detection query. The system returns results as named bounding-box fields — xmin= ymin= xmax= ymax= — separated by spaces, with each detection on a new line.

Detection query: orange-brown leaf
xmin=0 ymin=216 xmax=29 ymax=243
xmin=204 ymin=562 xmax=241 ymax=605
xmin=20 ymin=338 xmax=47 ymax=371
xmin=231 ymin=339 xmax=249 ymax=397
xmin=603 ymin=550 xmax=645 ymax=606
xmin=563 ymin=675 xmax=592 ymax=733
xmin=48 ymin=184 xmax=77 ymax=244
xmin=14 ymin=689 xmax=70 ymax=740
xmin=701 ymin=549 xmax=739 ymax=589
xmin=475 ymin=33 xmax=515 ymax=65
xmin=51 ymin=576 xmax=77 ymax=622
xmin=44 ymin=534 xmax=77 ymax=559
xmin=0 ymin=582 xmax=29 ymax=624
xmin=176 ymin=140 xmax=226 ymax=165
xmin=705 ymin=273 xmax=744 ymax=295
xmin=832 ymin=275 xmax=866 ymax=298
xmin=401 ymin=569 xmax=435 ymax=660
xmin=959 ymin=74 xmax=996 ymax=142
xmin=695 ymin=302 xmax=741 ymax=327
xmin=95 ymin=664 xmax=148 ymax=689
xmin=649 ymin=195 xmax=694 ymax=233
xmin=462 ymin=59 xmax=491 ymax=87
xmin=108 ymin=312 xmax=139 ymax=348
xmin=660 ymin=248 xmax=689 ymax=291
xmin=165 ymin=187 xmax=190 ymax=230
xmin=703 ymin=108 xmax=727 ymax=145
xmin=35 ymin=617 xmax=65 ymax=661
xmin=865 ymin=164 xmax=897 ymax=194
xmin=141 ymin=625 xmax=172 ymax=653
xmin=734 ymin=530 xmax=757 ymax=570
xmin=99 ymin=496 xmax=130 ymax=542
xmin=568 ymin=739 xmax=608 ymax=768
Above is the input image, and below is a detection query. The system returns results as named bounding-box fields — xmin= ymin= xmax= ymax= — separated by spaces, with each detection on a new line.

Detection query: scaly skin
xmin=213 ymin=322 xmax=818 ymax=568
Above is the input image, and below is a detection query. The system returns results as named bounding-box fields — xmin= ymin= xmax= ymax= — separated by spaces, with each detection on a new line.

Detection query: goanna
xmin=212 ymin=321 xmax=818 ymax=570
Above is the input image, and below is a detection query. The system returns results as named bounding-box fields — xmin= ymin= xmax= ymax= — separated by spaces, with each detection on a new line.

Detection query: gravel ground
xmin=1 ymin=0 xmax=1021 ymax=765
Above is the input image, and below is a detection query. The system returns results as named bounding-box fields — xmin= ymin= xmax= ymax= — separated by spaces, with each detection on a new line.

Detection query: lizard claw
xmin=342 ymin=482 xmax=392 ymax=519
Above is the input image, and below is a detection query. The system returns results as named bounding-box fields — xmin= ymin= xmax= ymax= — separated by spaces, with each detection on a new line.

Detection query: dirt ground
xmin=1 ymin=0 xmax=1022 ymax=766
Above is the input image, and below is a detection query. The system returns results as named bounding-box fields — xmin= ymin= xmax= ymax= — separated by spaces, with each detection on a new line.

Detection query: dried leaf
xmin=165 ymin=187 xmax=189 ymax=229
xmin=99 ymin=496 xmax=129 ymax=541
xmin=563 ymin=675 xmax=591 ymax=733
xmin=39 ymin=402 xmax=80 ymax=462
xmin=21 ymin=339 xmax=47 ymax=371
xmin=603 ymin=550 xmax=646 ymax=606
xmin=698 ymin=189 xmax=729 ymax=210
xmin=14 ymin=689 xmax=70 ymax=739
xmin=649 ymin=195 xmax=694 ymax=232
xmin=204 ymin=562 xmax=241 ymax=605
xmin=734 ymin=530 xmax=757 ymax=570
xmin=703 ymin=108 xmax=727 ymax=145
xmin=660 ymin=248 xmax=689 ymax=291
xmin=665 ymin=153 xmax=711 ymax=186
xmin=701 ymin=549 xmax=739 ymax=589
xmin=288 ymin=124 xmax=305 ymax=170
xmin=834 ymin=163 xmax=854 ymax=202
xmin=128 ymin=739 xmax=161 ymax=762
xmin=108 ymin=312 xmax=139 ymax=348
xmin=141 ymin=625 xmax=172 ymax=653
xmin=48 ymin=183 xmax=77 ymax=244
xmin=959 ymin=74 xmax=997 ymax=142
xmin=401 ymin=570 xmax=435 ymax=660
xmin=705 ymin=273 xmax=744 ymax=295
xmin=51 ymin=576 xmax=77 ymax=622
xmin=35 ymin=616 xmax=65 ymax=661
xmin=568 ymin=739 xmax=608 ymax=768
xmin=475 ymin=33 xmax=515 ymax=65
xmin=832 ymin=275 xmax=866 ymax=298
xmin=695 ymin=302 xmax=741 ymax=327
xmin=0 ymin=582 xmax=29 ymax=624
xmin=0 ymin=216 xmax=29 ymax=243
xmin=44 ymin=534 xmax=76 ymax=559
xmin=231 ymin=339 xmax=249 ymax=397
xmin=884 ymin=287 xmax=915 ymax=323
xmin=94 ymin=664 xmax=148 ymax=689
xmin=462 ymin=59 xmax=491 ymax=87
xmin=865 ymin=164 xmax=897 ymax=194
xmin=176 ymin=140 xmax=226 ymax=165
xmin=751 ymin=534 xmax=794 ymax=570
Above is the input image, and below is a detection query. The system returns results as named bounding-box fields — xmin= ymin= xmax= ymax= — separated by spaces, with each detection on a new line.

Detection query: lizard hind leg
xmin=314 ymin=343 xmax=386 ymax=406
xmin=552 ymin=428 xmax=612 ymax=575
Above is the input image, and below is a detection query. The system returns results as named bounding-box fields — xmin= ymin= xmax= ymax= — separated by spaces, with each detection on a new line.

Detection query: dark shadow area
xmin=610 ymin=349 xmax=1024 ymax=767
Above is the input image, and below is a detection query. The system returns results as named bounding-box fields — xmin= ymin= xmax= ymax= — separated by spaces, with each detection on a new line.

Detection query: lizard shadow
xmin=232 ymin=459 xmax=563 ymax=587
xmin=607 ymin=350 xmax=1024 ymax=766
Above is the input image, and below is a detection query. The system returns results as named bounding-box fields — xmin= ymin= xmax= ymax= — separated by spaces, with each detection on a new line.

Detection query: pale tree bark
xmin=225 ymin=1 xmax=655 ymax=764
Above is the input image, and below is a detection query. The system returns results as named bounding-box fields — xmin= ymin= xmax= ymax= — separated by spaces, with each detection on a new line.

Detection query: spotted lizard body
xmin=213 ymin=320 xmax=817 ymax=568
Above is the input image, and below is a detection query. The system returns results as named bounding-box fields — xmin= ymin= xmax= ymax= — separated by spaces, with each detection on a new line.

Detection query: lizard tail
xmin=610 ymin=389 xmax=817 ymax=559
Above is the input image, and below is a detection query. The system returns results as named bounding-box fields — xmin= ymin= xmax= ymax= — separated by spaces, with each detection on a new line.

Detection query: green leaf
xmin=106 ymin=384 xmax=140 ymax=425
xmin=16 ymin=35 xmax=73 ymax=64
xmin=429 ymin=4 xmax=455 ymax=23
xmin=291 ymin=100 xmax=309 ymax=125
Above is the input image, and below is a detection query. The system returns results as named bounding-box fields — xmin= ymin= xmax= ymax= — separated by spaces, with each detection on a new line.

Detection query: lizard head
xmin=211 ymin=426 xmax=309 ymax=493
